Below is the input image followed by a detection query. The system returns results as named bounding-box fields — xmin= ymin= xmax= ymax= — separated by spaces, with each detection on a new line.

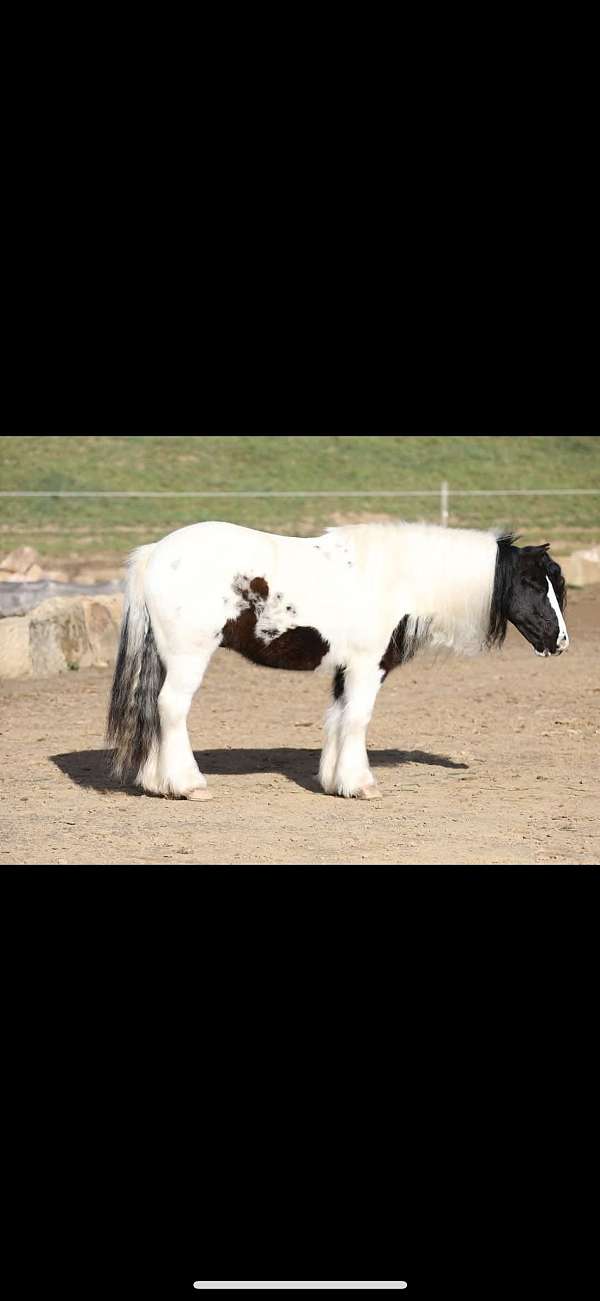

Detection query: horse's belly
xmin=221 ymin=612 xmax=329 ymax=671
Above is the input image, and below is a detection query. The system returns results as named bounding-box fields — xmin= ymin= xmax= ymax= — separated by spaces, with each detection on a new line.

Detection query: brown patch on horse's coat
xmin=222 ymin=574 xmax=329 ymax=670
xmin=222 ymin=617 xmax=329 ymax=669
xmin=249 ymin=575 xmax=269 ymax=600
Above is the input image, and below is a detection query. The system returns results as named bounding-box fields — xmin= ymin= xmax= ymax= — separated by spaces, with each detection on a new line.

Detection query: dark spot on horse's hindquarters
xmin=249 ymin=575 xmax=269 ymax=599
xmin=333 ymin=666 xmax=346 ymax=699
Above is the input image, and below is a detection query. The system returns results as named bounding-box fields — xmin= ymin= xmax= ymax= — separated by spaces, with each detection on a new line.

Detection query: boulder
xmin=82 ymin=595 xmax=124 ymax=665
xmin=73 ymin=566 xmax=125 ymax=584
xmin=0 ymin=615 xmax=32 ymax=677
xmin=29 ymin=597 xmax=94 ymax=676
xmin=0 ymin=593 xmax=124 ymax=679
xmin=0 ymin=563 xmax=46 ymax=583
xmin=43 ymin=569 xmax=69 ymax=583
xmin=0 ymin=578 xmax=124 ymax=619
xmin=559 ymin=547 xmax=600 ymax=588
xmin=22 ymin=563 xmax=44 ymax=581
xmin=0 ymin=545 xmax=39 ymax=574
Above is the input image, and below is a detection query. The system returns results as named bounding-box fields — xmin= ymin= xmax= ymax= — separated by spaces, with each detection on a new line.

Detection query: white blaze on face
xmin=547 ymin=577 xmax=569 ymax=650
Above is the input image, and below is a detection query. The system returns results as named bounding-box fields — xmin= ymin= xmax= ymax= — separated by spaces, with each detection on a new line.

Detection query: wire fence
xmin=1 ymin=484 xmax=599 ymax=527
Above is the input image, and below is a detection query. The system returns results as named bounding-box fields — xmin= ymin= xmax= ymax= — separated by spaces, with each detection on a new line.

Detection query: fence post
xmin=441 ymin=481 xmax=449 ymax=526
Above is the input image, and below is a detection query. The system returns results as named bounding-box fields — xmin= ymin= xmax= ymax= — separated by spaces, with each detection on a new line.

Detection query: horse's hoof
xmin=185 ymin=787 xmax=212 ymax=801
xmin=356 ymin=784 xmax=381 ymax=800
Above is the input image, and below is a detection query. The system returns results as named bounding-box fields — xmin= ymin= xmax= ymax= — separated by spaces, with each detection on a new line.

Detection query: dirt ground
xmin=0 ymin=587 xmax=598 ymax=866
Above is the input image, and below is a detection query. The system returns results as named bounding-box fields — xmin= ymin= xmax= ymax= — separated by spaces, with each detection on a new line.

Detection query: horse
xmin=106 ymin=520 xmax=568 ymax=801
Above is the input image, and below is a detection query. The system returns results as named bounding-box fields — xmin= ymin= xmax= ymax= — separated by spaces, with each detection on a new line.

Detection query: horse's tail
xmin=106 ymin=543 xmax=165 ymax=782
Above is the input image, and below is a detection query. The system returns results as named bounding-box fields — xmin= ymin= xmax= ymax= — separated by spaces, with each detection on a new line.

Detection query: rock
xmin=559 ymin=548 xmax=600 ymax=588
xmin=72 ymin=569 xmax=101 ymax=585
xmin=0 ymin=567 xmax=45 ymax=582
xmin=0 ymin=593 xmax=124 ymax=679
xmin=0 ymin=578 xmax=124 ymax=620
xmin=0 ymin=545 xmax=39 ymax=574
xmin=29 ymin=597 xmax=93 ymax=676
xmin=73 ymin=567 xmax=125 ymax=585
xmin=82 ymin=595 xmax=123 ymax=662
xmin=0 ymin=615 xmax=32 ymax=677
xmin=22 ymin=563 xmax=44 ymax=581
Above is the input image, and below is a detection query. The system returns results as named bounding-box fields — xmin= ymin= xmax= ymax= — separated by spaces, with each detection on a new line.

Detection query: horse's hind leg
xmin=145 ymin=648 xmax=215 ymax=799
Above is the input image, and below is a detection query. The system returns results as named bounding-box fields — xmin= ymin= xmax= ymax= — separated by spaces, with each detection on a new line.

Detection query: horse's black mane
xmin=487 ymin=532 xmax=567 ymax=649
xmin=487 ymin=533 xmax=518 ymax=648
xmin=542 ymin=548 xmax=567 ymax=614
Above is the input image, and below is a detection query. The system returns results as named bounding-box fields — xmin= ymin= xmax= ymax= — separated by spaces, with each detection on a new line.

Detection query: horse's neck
xmin=369 ymin=524 xmax=497 ymax=655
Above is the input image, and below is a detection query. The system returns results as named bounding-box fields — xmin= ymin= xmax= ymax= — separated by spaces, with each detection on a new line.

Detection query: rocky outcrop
xmin=0 ymin=545 xmax=44 ymax=583
xmin=0 ymin=578 xmax=123 ymax=619
xmin=0 ymin=545 xmax=123 ymax=603
xmin=0 ymin=594 xmax=124 ymax=678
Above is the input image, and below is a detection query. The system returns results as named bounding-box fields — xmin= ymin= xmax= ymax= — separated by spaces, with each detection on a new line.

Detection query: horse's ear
xmin=520 ymin=542 xmax=551 ymax=557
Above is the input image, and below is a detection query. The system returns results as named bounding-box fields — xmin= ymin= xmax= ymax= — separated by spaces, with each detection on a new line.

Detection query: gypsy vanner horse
xmin=107 ymin=521 xmax=568 ymax=800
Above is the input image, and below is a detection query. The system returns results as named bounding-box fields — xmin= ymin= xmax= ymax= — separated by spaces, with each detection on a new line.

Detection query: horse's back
xmin=141 ymin=521 xmax=358 ymax=671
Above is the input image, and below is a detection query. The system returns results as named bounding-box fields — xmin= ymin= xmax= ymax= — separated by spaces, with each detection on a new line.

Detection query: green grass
xmin=0 ymin=434 xmax=598 ymax=563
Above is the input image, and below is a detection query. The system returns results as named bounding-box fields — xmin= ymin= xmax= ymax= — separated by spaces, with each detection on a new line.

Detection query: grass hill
xmin=1 ymin=434 xmax=598 ymax=565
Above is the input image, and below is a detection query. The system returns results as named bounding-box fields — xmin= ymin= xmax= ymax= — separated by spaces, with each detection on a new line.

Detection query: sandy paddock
xmin=0 ymin=587 xmax=598 ymax=866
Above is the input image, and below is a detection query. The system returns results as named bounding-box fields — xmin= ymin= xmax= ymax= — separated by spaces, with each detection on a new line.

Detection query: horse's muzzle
xmin=534 ymin=636 xmax=569 ymax=657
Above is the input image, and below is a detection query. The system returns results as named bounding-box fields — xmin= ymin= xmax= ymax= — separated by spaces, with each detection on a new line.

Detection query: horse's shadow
xmin=50 ymin=747 xmax=468 ymax=796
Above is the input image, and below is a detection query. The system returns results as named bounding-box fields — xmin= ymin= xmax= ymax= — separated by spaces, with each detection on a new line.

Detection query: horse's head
xmin=490 ymin=537 xmax=569 ymax=657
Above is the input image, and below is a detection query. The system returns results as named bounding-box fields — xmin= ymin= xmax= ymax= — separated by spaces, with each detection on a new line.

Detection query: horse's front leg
xmin=320 ymin=658 xmax=384 ymax=799
xmin=318 ymin=668 xmax=345 ymax=795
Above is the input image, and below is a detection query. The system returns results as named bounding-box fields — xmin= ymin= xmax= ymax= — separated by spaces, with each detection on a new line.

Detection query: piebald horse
xmin=107 ymin=521 xmax=568 ymax=800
